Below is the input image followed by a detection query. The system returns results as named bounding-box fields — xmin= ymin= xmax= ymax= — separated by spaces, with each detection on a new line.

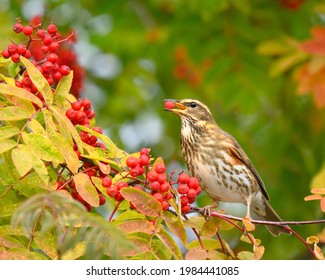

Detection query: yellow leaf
xmin=0 ymin=106 xmax=31 ymax=121
xmin=200 ymin=217 xmax=219 ymax=237
xmin=254 ymin=246 xmax=265 ymax=260
xmin=314 ymin=243 xmax=325 ymax=260
xmin=0 ymin=139 xmax=16 ymax=154
xmin=53 ymin=71 xmax=73 ymax=106
xmin=11 ymin=146 xmax=33 ymax=177
xmin=20 ymin=57 xmax=53 ymax=105
xmin=161 ymin=210 xmax=187 ymax=246
xmin=242 ymin=217 xmax=255 ymax=232
xmin=237 ymin=250 xmax=254 ymax=260
xmin=306 ymin=236 xmax=319 ymax=244
xmin=74 ymin=173 xmax=99 ymax=207
xmin=310 ymin=165 xmax=325 ymax=190
xmin=155 ymin=228 xmax=183 ymax=260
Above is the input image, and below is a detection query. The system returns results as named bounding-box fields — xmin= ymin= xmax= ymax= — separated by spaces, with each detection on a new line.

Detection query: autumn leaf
xmin=74 ymin=173 xmax=99 ymax=207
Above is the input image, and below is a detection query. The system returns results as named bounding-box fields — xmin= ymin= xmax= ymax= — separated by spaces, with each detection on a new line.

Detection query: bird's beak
xmin=163 ymin=99 xmax=186 ymax=114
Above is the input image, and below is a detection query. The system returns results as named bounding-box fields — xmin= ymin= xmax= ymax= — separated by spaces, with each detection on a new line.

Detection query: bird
xmin=164 ymin=98 xmax=289 ymax=236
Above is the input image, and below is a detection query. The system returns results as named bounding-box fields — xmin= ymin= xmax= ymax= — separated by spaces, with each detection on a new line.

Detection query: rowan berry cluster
xmin=175 ymin=173 xmax=201 ymax=213
xmin=1 ymin=19 xmax=72 ymax=94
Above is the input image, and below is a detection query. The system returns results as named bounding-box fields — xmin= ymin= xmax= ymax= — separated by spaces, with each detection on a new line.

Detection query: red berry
xmin=116 ymin=181 xmax=128 ymax=190
xmin=53 ymin=71 xmax=62 ymax=81
xmin=188 ymin=195 xmax=196 ymax=204
xmin=22 ymin=77 xmax=32 ymax=87
xmin=79 ymin=131 xmax=89 ymax=142
xmin=11 ymin=53 xmax=20 ymax=63
xmin=187 ymin=188 xmax=197 ymax=200
xmin=87 ymin=169 xmax=96 ymax=177
xmin=71 ymin=101 xmax=82 ymax=111
xmin=42 ymin=61 xmax=54 ymax=73
xmin=195 ymin=186 xmax=202 ymax=195
xmin=178 ymin=173 xmax=190 ymax=184
xmin=8 ymin=44 xmax=17 ymax=54
xmin=2 ymin=50 xmax=10 ymax=59
xmin=135 ymin=166 xmax=144 ymax=176
xmin=161 ymin=201 xmax=170 ymax=211
xmin=41 ymin=45 xmax=49 ymax=53
xmin=42 ymin=34 xmax=53 ymax=45
xmin=147 ymin=171 xmax=158 ymax=182
xmin=23 ymin=25 xmax=33 ymax=36
xmin=47 ymin=23 xmax=58 ymax=34
xmin=15 ymin=80 xmax=22 ymax=88
xmin=93 ymin=127 xmax=103 ymax=134
xmin=150 ymin=181 xmax=160 ymax=192
xmin=75 ymin=110 xmax=87 ymax=123
xmin=47 ymin=53 xmax=58 ymax=63
xmin=60 ymin=65 xmax=70 ymax=76
xmin=13 ymin=23 xmax=23 ymax=33
xmin=181 ymin=205 xmax=191 ymax=214
xmin=65 ymin=108 xmax=76 ymax=120
xmin=24 ymin=50 xmax=31 ymax=59
xmin=140 ymin=147 xmax=150 ymax=156
xmin=89 ymin=135 xmax=97 ymax=145
xmin=155 ymin=163 xmax=166 ymax=174
xmin=36 ymin=29 xmax=46 ymax=38
xmin=86 ymin=110 xmax=95 ymax=119
xmin=164 ymin=192 xmax=173 ymax=200
xmin=178 ymin=184 xmax=189 ymax=194
xmin=152 ymin=192 xmax=164 ymax=202
xmin=81 ymin=98 xmax=92 ymax=109
xmin=164 ymin=100 xmax=175 ymax=109
xmin=99 ymin=194 xmax=106 ymax=205
xmin=160 ymin=182 xmax=170 ymax=193
xmin=157 ymin=174 xmax=166 ymax=184
xmin=114 ymin=192 xmax=124 ymax=202
xmin=107 ymin=185 xmax=118 ymax=197
xmin=126 ymin=156 xmax=138 ymax=168
xmin=49 ymin=42 xmax=59 ymax=52
xmin=17 ymin=44 xmax=27 ymax=55
xmin=180 ymin=195 xmax=189 ymax=206
xmin=188 ymin=177 xmax=200 ymax=189
xmin=102 ymin=176 xmax=112 ymax=188
xmin=139 ymin=154 xmax=150 ymax=166
xmin=129 ymin=168 xmax=139 ymax=177
xmin=47 ymin=76 xmax=54 ymax=85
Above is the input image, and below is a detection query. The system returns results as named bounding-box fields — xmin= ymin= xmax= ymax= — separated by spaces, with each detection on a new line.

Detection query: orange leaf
xmin=311 ymin=188 xmax=325 ymax=195
xmin=185 ymin=248 xmax=209 ymax=260
xmin=304 ymin=194 xmax=322 ymax=201
xmin=254 ymin=246 xmax=265 ymax=260
xmin=314 ymin=243 xmax=325 ymax=260
xmin=117 ymin=220 xmax=154 ymax=235
xmin=120 ymin=187 xmax=162 ymax=217
xmin=320 ymin=197 xmax=325 ymax=212
xmin=74 ymin=173 xmax=99 ymax=207
xmin=98 ymin=161 xmax=111 ymax=175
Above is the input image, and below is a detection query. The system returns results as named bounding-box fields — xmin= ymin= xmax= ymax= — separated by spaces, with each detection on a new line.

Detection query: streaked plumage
xmin=165 ymin=98 xmax=289 ymax=236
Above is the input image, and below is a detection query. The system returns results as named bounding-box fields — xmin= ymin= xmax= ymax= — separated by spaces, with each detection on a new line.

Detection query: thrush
xmin=165 ymin=98 xmax=289 ymax=236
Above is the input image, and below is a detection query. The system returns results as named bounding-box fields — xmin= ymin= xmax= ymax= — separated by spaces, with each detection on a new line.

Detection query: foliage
xmin=0 ymin=0 xmax=325 ymax=260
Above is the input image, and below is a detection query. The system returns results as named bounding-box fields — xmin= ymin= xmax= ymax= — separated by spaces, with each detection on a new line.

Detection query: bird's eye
xmin=190 ymin=102 xmax=197 ymax=108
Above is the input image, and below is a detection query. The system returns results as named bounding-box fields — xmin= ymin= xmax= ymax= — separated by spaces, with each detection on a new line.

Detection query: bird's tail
xmin=254 ymin=198 xmax=291 ymax=237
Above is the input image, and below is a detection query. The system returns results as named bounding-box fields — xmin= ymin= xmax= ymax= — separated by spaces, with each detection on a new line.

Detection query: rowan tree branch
xmin=190 ymin=206 xmax=325 ymax=226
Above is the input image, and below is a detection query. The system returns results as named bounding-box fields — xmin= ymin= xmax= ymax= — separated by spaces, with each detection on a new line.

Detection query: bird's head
xmin=164 ymin=99 xmax=216 ymax=126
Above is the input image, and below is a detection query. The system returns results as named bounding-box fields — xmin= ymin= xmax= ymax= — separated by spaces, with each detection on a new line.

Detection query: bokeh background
xmin=1 ymin=0 xmax=325 ymax=259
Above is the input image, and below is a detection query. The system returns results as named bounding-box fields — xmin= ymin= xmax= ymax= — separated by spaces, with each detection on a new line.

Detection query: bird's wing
xmin=227 ymin=138 xmax=270 ymax=201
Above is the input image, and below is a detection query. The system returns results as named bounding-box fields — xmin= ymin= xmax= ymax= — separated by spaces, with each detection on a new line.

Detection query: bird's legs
xmin=242 ymin=198 xmax=255 ymax=234
xmin=199 ymin=200 xmax=219 ymax=219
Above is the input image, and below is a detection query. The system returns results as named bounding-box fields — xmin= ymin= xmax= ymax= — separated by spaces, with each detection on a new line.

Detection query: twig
xmin=182 ymin=214 xmax=205 ymax=250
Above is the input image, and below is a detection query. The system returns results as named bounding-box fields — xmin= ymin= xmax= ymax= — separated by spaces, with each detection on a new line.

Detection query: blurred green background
xmin=1 ymin=0 xmax=325 ymax=259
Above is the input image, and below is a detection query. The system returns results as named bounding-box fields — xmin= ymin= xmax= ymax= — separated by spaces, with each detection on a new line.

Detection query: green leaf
xmin=237 ymin=250 xmax=254 ymax=260
xmin=200 ymin=217 xmax=219 ymax=237
xmin=50 ymin=105 xmax=83 ymax=152
xmin=156 ymin=228 xmax=183 ymax=260
xmin=34 ymin=232 xmax=58 ymax=260
xmin=20 ymin=57 xmax=53 ymax=105
xmin=0 ymin=83 xmax=43 ymax=108
xmin=0 ymin=234 xmax=24 ymax=249
xmin=2 ymin=248 xmax=48 ymax=260
xmin=0 ymin=139 xmax=16 ymax=154
xmin=151 ymin=239 xmax=172 ymax=260
xmin=49 ymin=132 xmax=80 ymax=174
xmin=0 ymin=126 xmax=20 ymax=140
xmin=0 ymin=106 xmax=31 ymax=121
xmin=17 ymin=144 xmax=48 ymax=184
xmin=28 ymin=118 xmax=46 ymax=135
xmin=41 ymin=108 xmax=58 ymax=136
xmin=120 ymin=187 xmax=162 ymax=217
xmin=53 ymin=71 xmax=73 ymax=106
xmin=0 ymin=203 xmax=22 ymax=217
xmin=161 ymin=210 xmax=187 ymax=246
xmin=11 ymin=145 xmax=33 ymax=177
xmin=187 ymin=238 xmax=221 ymax=250
xmin=74 ymin=173 xmax=99 ymax=207
xmin=22 ymin=132 xmax=64 ymax=163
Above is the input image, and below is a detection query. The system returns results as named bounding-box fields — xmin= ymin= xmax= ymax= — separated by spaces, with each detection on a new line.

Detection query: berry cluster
xmin=176 ymin=173 xmax=201 ymax=214
xmin=1 ymin=19 xmax=72 ymax=95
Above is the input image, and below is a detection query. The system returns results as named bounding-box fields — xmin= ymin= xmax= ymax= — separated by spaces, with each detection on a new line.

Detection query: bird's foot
xmin=198 ymin=204 xmax=218 ymax=220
